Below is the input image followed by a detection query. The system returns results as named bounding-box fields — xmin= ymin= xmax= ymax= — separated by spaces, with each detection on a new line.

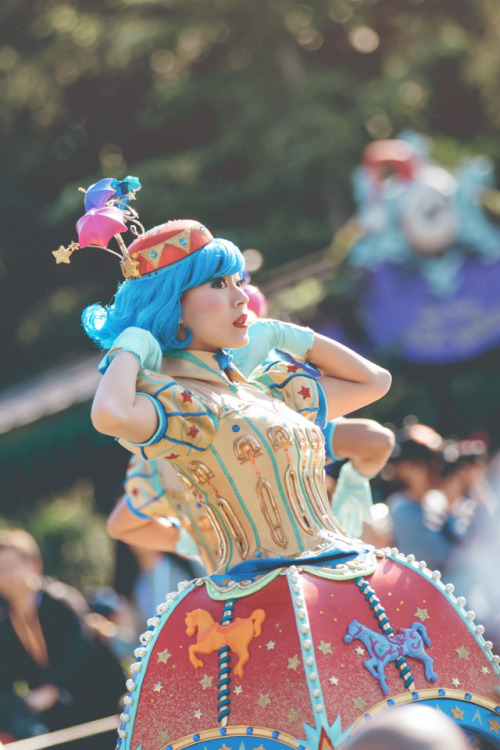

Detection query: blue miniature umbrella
xmin=84 ymin=178 xmax=118 ymax=212
xmin=111 ymin=176 xmax=142 ymax=205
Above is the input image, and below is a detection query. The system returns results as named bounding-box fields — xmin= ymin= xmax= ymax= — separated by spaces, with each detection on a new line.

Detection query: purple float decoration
xmin=84 ymin=178 xmax=119 ymax=211
xmin=344 ymin=619 xmax=438 ymax=695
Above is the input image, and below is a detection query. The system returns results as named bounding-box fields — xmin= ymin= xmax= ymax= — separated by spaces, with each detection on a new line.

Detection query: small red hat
xmin=122 ymin=220 xmax=214 ymax=279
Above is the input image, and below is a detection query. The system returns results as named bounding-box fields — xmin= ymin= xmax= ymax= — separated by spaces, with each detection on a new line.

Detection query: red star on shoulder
xmin=298 ymin=386 xmax=311 ymax=400
xmin=287 ymin=364 xmax=300 ymax=372
xmin=187 ymin=425 xmax=199 ymax=438
xmin=166 ymin=452 xmax=179 ymax=460
xmin=181 ymin=390 xmax=193 ymax=403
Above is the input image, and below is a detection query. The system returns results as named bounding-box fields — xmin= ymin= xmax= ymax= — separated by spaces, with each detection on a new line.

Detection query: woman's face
xmin=181 ymin=273 xmax=250 ymax=352
xmin=0 ymin=548 xmax=41 ymax=601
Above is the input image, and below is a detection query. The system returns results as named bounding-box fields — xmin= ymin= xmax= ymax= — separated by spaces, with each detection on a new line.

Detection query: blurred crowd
xmin=0 ymin=418 xmax=499 ymax=746
xmin=370 ymin=420 xmax=500 ymax=650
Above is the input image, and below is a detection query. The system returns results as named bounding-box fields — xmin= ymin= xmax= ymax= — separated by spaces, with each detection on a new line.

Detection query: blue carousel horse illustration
xmin=344 ymin=619 xmax=438 ymax=695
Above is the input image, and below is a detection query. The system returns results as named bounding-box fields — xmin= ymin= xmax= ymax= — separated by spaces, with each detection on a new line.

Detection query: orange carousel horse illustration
xmin=185 ymin=608 xmax=266 ymax=677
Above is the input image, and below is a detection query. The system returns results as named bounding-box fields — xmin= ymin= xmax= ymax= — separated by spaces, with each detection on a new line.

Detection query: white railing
xmin=1 ymin=715 xmax=120 ymax=749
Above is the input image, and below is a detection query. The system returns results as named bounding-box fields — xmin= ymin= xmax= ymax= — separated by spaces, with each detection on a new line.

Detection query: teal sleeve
xmin=323 ymin=419 xmax=344 ymax=462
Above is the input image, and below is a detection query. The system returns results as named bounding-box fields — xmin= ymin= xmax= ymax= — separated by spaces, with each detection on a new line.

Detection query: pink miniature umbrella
xmin=76 ymin=206 xmax=128 ymax=248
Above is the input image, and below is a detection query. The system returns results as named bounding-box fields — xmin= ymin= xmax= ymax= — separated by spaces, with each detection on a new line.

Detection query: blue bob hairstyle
xmin=82 ymin=237 xmax=245 ymax=351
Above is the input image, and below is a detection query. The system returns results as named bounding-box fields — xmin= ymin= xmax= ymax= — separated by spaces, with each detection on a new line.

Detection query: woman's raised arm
xmin=310 ymin=333 xmax=391 ymax=419
xmin=91 ymin=352 xmax=158 ymax=443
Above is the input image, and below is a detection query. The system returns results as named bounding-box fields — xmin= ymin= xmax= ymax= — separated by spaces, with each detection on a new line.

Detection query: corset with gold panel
xmin=120 ymin=351 xmax=348 ymax=574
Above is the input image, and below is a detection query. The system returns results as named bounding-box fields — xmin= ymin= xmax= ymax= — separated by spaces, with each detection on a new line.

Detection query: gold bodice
xmin=121 ymin=350 xmax=347 ymax=574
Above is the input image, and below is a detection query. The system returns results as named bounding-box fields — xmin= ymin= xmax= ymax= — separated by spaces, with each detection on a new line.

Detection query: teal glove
xmin=175 ymin=526 xmax=201 ymax=557
xmin=331 ymin=461 xmax=373 ymax=538
xmin=98 ymin=327 xmax=163 ymax=374
xmin=231 ymin=318 xmax=314 ymax=377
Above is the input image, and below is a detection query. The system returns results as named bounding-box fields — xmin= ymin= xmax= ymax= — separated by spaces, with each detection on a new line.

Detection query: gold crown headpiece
xmin=52 ymin=177 xmax=213 ymax=280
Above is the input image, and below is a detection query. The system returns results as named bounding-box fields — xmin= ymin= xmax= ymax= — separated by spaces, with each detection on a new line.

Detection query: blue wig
xmin=82 ymin=238 xmax=245 ymax=351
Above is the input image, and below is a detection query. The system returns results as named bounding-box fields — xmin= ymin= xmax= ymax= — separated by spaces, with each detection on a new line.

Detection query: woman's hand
xmin=231 ymin=318 xmax=314 ymax=376
xmin=25 ymin=684 xmax=60 ymax=713
xmin=98 ymin=327 xmax=163 ymax=374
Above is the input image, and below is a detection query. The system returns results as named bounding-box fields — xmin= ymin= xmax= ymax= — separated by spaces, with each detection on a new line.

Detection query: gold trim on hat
xmin=167 ymin=229 xmax=194 ymax=253
xmin=138 ymin=242 xmax=167 ymax=269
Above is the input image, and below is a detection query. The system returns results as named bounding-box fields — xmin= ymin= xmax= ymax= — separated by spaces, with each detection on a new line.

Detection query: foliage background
xmin=1 ymin=0 xmax=500 ymax=586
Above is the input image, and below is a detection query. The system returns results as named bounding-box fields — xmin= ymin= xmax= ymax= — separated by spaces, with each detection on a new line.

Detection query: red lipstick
xmin=233 ymin=313 xmax=248 ymax=328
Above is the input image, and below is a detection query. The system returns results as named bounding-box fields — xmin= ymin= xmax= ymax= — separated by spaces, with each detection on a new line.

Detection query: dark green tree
xmin=1 ymin=0 xmax=499 ymax=382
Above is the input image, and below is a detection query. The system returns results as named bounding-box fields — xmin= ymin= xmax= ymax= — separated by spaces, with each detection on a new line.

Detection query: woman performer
xmin=55 ymin=180 xmax=500 ymax=749
xmin=106 ymin=291 xmax=395 ymax=563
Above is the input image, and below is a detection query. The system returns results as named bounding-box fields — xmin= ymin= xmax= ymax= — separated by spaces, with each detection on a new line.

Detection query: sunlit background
xmin=1 ymin=0 xmax=500 ymax=590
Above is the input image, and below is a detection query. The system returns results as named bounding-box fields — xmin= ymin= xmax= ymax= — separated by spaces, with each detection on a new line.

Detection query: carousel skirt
xmin=116 ymin=548 xmax=500 ymax=750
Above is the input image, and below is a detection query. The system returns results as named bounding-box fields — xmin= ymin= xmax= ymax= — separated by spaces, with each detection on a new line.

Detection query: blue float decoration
xmin=341 ymin=132 xmax=500 ymax=364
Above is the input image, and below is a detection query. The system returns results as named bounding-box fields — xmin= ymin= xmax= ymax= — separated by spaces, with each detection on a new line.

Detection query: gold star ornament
xmin=199 ymin=674 xmax=214 ymax=690
xmin=455 ymin=645 xmax=470 ymax=660
xmin=257 ymin=693 xmax=271 ymax=708
xmin=53 ymin=243 xmax=78 ymax=264
xmin=121 ymin=253 xmax=141 ymax=279
xmin=489 ymin=719 xmax=500 ymax=734
xmin=352 ymin=697 xmax=367 ymax=712
xmin=415 ymin=607 xmax=430 ymax=622
xmin=318 ymin=641 xmax=332 ymax=656
xmin=288 ymin=654 xmax=301 ymax=671
xmin=157 ymin=648 xmax=172 ymax=664
xmin=451 ymin=706 xmax=465 ymax=720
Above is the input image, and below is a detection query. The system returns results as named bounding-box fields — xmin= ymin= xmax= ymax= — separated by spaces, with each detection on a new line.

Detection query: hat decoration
xmin=52 ymin=176 xmax=213 ymax=279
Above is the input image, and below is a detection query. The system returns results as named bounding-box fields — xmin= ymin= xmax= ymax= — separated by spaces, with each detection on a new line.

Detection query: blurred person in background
xmin=0 ymin=528 xmax=124 ymax=744
xmin=386 ymin=424 xmax=471 ymax=571
xmin=128 ymin=544 xmax=205 ymax=624
xmin=442 ymin=439 xmax=500 ymax=648
xmin=439 ymin=438 xmax=492 ymax=545
xmin=85 ymin=586 xmax=139 ymax=665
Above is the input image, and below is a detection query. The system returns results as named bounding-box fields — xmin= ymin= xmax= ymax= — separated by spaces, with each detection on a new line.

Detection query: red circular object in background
xmin=244 ymin=284 xmax=268 ymax=318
